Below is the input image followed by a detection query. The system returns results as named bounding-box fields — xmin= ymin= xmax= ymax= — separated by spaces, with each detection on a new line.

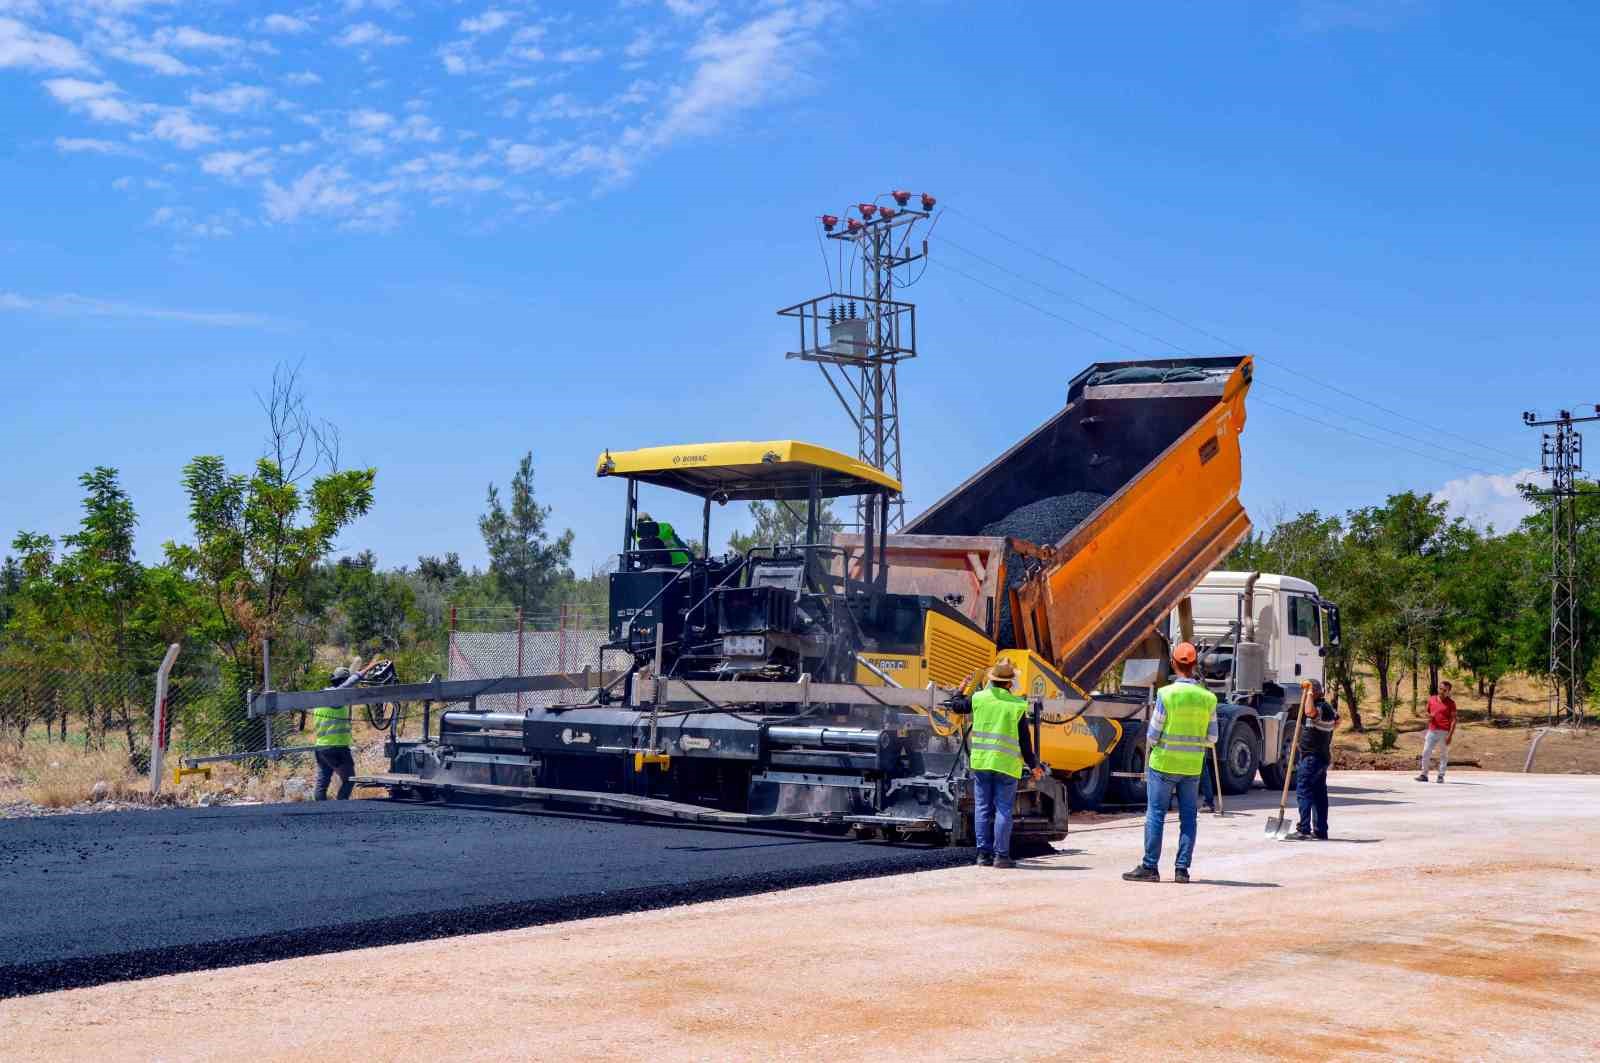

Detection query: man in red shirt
xmin=1417 ymin=680 xmax=1458 ymax=783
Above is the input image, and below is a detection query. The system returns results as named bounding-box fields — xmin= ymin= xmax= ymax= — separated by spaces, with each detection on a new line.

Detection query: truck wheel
xmin=1258 ymin=711 xmax=1300 ymax=791
xmin=1220 ymin=722 xmax=1261 ymax=795
xmin=1066 ymin=759 xmax=1111 ymax=811
xmin=1108 ymin=721 xmax=1147 ymax=806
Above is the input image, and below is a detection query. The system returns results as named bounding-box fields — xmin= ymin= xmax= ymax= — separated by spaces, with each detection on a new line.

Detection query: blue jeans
xmin=1142 ymin=767 xmax=1200 ymax=871
xmin=973 ymin=770 xmax=1020 ymax=857
xmin=1295 ymin=753 xmax=1330 ymax=837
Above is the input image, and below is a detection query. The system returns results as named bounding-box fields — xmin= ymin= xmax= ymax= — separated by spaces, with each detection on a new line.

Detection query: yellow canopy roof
xmin=595 ymin=440 xmax=901 ymax=501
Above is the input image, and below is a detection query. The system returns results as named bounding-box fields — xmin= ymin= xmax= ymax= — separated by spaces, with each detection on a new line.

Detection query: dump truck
xmin=248 ymin=354 xmax=1292 ymax=843
xmin=836 ymin=355 xmax=1340 ymax=808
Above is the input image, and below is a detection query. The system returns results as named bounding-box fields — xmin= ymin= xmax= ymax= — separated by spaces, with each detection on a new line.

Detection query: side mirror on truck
xmin=1324 ymin=603 xmax=1342 ymax=649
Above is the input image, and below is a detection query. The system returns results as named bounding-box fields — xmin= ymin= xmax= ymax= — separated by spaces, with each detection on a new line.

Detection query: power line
xmin=941 ymin=236 xmax=1200 ymax=355
xmin=941 ymin=203 xmax=1529 ymax=465
xmin=933 ymin=246 xmax=1522 ymax=475
xmin=1256 ymin=382 xmax=1524 ymax=476
xmin=929 ymin=258 xmax=1144 ymax=355
xmin=1253 ymin=396 xmax=1513 ymax=478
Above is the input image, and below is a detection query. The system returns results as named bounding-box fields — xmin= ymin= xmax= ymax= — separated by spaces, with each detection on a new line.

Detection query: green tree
xmin=480 ymin=452 xmax=574 ymax=618
xmin=1446 ymin=528 xmax=1528 ymax=717
xmin=165 ymin=367 xmax=375 ymax=734
xmin=727 ymin=498 xmax=840 ymax=554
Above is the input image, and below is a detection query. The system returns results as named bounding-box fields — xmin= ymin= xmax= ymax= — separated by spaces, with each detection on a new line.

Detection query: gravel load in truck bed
xmin=980 ymin=491 xmax=1108 ymax=648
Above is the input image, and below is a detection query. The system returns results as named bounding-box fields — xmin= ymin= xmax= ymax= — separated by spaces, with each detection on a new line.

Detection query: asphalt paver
xmin=0 ymin=800 xmax=966 ymax=997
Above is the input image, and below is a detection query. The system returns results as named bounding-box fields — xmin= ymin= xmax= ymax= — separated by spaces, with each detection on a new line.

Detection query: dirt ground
xmin=1330 ymin=671 xmax=1600 ymax=774
xmin=5 ymin=769 xmax=1597 ymax=1062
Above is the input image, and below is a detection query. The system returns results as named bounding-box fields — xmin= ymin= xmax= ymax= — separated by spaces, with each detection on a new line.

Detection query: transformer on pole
xmin=1523 ymin=404 xmax=1600 ymax=724
xmin=778 ymin=191 xmax=936 ymax=538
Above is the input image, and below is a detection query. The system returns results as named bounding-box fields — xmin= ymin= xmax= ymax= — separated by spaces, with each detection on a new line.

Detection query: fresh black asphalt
xmin=0 ymin=800 xmax=968 ymax=998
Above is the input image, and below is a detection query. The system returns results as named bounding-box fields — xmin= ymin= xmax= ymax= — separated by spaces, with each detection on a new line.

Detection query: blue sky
xmin=3 ymin=0 xmax=1597 ymax=575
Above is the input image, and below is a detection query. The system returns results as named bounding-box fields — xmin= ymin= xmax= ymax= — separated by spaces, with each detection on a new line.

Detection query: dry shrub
xmin=13 ymin=744 xmax=144 ymax=808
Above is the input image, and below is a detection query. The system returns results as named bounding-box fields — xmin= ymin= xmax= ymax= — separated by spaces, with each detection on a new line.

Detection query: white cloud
xmin=284 ymin=69 xmax=321 ymax=85
xmin=279 ymin=139 xmax=316 ymax=154
xmin=501 ymin=141 xmax=550 ymax=172
xmin=623 ymin=30 xmax=658 ymax=59
xmin=105 ymin=45 xmax=195 ymax=76
xmin=200 ymin=147 xmax=273 ymax=178
xmin=149 ymin=204 xmax=239 ymax=238
xmin=259 ymin=13 xmax=311 ymax=34
xmin=1433 ymin=468 xmax=1547 ymax=533
xmin=341 ymin=0 xmax=401 ymax=11
xmin=159 ymin=26 xmax=240 ymax=51
xmin=649 ymin=3 xmax=828 ymax=147
xmin=334 ymin=21 xmax=407 ymax=48
xmin=190 ymin=84 xmax=270 ymax=113
xmin=0 ymin=17 xmax=95 ymax=72
xmin=0 ymin=290 xmax=269 ymax=327
xmin=664 ymin=0 xmax=717 ymax=15
xmin=264 ymin=163 xmax=361 ymax=222
xmin=42 ymin=77 xmax=140 ymax=123
xmin=151 ymin=109 xmax=219 ymax=149
xmin=55 ymin=135 xmax=133 ymax=155
xmin=349 ymin=107 xmax=394 ymax=132
xmin=555 ymin=46 xmax=601 ymax=63
xmin=394 ymin=112 xmax=442 ymax=142
xmin=460 ymin=9 xmax=514 ymax=34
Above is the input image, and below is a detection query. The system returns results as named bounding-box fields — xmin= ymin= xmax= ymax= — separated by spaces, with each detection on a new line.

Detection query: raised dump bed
xmin=879 ymin=355 xmax=1254 ymax=688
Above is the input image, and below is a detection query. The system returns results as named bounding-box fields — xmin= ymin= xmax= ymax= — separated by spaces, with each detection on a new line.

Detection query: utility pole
xmin=1522 ymin=405 xmax=1600 ymax=724
xmin=778 ymin=190 xmax=937 ymax=537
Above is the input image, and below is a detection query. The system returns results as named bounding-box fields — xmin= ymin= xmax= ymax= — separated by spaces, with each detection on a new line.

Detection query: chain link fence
xmin=0 ymin=666 xmax=229 ymax=769
xmin=449 ymin=606 xmax=628 ymax=711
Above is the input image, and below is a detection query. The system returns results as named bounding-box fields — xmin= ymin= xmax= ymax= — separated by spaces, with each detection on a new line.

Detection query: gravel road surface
xmin=7 ymin=771 xmax=1596 ymax=1061
xmin=0 ymin=800 xmax=965 ymax=997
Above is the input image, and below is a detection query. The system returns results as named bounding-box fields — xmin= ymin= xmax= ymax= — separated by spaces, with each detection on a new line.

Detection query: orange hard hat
xmin=1171 ymin=642 xmax=1199 ymax=667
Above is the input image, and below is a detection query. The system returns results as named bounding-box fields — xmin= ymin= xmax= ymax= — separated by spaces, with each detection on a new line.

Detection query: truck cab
xmin=1187 ymin=571 xmax=1341 ymax=696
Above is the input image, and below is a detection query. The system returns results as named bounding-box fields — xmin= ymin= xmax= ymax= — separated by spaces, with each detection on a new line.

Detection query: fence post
xmin=559 ymin=603 xmax=568 ymax=677
xmin=149 ymin=643 xmax=181 ymax=797
xmin=515 ymin=607 xmax=526 ymax=712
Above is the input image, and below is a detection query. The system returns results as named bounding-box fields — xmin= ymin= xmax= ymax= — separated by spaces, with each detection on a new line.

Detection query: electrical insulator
xmin=820 ymin=214 xmax=838 ymax=232
xmin=880 ymin=207 xmax=897 ymax=221
xmin=859 ymin=203 xmax=877 ymax=219
xmin=846 ymin=218 xmax=863 ymax=233
xmin=891 ymin=190 xmax=911 ymax=206
xmin=920 ymin=192 xmax=937 ymax=211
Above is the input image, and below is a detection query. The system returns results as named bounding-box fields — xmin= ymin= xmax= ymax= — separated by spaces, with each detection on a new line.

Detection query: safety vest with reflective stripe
xmin=969 ymin=685 xmax=1028 ymax=779
xmin=1148 ymin=681 xmax=1216 ymax=776
xmin=313 ymin=704 xmax=352 ymax=748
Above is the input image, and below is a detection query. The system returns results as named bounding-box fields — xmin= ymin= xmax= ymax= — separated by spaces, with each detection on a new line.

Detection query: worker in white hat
xmin=965 ymin=658 xmax=1043 ymax=869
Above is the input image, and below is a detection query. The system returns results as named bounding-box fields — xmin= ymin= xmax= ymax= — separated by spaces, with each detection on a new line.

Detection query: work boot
xmin=1314 ymin=833 xmax=1329 ymax=841
xmin=1173 ymin=868 xmax=1191 ymax=884
xmin=1436 ymin=776 xmax=1445 ymax=783
xmin=1285 ymin=830 xmax=1313 ymax=841
xmin=1122 ymin=865 xmax=1160 ymax=883
xmin=993 ymin=855 xmax=1016 ymax=869
xmin=975 ymin=852 xmax=993 ymax=867
xmin=1415 ymin=773 xmax=1429 ymax=782
xmin=1202 ymin=801 xmax=1217 ymax=813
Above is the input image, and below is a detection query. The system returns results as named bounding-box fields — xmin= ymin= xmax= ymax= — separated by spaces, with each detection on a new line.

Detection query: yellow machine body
xmin=855 ymin=613 xmax=1119 ymax=777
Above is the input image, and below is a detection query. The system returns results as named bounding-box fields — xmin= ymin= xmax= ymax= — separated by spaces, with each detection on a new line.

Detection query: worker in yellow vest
xmin=312 ymin=666 xmax=357 ymax=801
xmin=1123 ymin=642 xmax=1218 ymax=884
xmin=964 ymin=658 xmax=1043 ymax=869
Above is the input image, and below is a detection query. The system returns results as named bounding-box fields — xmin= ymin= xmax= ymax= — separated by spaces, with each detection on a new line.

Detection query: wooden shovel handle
xmin=1278 ymin=686 xmax=1311 ymax=817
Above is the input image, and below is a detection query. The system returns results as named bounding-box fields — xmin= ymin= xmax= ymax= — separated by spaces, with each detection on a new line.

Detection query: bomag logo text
xmin=672 ymin=454 xmax=709 ymax=465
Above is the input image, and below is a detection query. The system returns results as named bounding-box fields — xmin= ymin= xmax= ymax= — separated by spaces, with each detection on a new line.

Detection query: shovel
xmin=1265 ymin=685 xmax=1312 ymax=839
xmin=1209 ymin=742 xmax=1226 ymax=817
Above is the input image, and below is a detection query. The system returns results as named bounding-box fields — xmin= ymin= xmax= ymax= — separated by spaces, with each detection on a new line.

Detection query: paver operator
xmin=1417 ymin=679 xmax=1457 ymax=783
xmin=964 ymin=658 xmax=1044 ymax=869
xmin=1123 ymin=641 xmax=1218 ymax=884
xmin=313 ymin=666 xmax=357 ymax=801
xmin=1288 ymin=678 xmax=1338 ymax=840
